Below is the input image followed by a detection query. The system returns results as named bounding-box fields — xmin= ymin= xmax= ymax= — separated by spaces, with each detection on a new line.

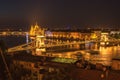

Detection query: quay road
xmin=0 ymin=31 xmax=28 ymax=36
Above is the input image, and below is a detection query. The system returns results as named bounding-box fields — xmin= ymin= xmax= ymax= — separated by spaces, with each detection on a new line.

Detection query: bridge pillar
xmin=35 ymin=35 xmax=46 ymax=55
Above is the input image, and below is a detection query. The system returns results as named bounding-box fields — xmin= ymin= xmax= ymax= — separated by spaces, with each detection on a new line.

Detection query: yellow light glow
xmin=91 ymin=33 xmax=97 ymax=39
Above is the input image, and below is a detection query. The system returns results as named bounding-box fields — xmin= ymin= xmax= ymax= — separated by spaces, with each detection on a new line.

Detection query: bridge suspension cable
xmin=8 ymin=40 xmax=36 ymax=53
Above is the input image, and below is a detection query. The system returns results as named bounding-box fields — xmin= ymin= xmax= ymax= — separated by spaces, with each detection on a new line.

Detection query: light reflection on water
xmin=51 ymin=45 xmax=120 ymax=66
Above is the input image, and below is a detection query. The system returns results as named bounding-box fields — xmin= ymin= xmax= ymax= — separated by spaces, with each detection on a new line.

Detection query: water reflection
xmin=50 ymin=44 xmax=120 ymax=66
xmin=90 ymin=46 xmax=120 ymax=65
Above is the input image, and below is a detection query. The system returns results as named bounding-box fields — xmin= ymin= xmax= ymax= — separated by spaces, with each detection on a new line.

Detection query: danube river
xmin=1 ymin=36 xmax=120 ymax=66
xmin=51 ymin=45 xmax=120 ymax=66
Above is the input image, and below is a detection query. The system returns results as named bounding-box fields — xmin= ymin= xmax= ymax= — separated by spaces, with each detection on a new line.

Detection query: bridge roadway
xmin=7 ymin=39 xmax=120 ymax=53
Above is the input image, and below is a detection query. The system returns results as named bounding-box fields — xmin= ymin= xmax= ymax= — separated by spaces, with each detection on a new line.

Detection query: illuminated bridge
xmin=1 ymin=23 xmax=120 ymax=56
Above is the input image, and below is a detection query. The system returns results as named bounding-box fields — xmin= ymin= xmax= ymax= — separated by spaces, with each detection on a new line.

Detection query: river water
xmin=51 ymin=45 xmax=120 ymax=66
xmin=1 ymin=36 xmax=120 ymax=66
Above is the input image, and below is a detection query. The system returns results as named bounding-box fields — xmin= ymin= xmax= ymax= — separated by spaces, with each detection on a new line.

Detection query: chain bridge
xmin=1 ymin=23 xmax=120 ymax=55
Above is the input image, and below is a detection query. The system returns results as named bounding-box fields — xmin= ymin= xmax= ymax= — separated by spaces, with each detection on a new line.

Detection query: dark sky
xmin=0 ymin=0 xmax=120 ymax=29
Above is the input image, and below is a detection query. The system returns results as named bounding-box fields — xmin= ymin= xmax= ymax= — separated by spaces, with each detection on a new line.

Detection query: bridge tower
xmin=30 ymin=22 xmax=46 ymax=55
xmin=100 ymin=32 xmax=109 ymax=46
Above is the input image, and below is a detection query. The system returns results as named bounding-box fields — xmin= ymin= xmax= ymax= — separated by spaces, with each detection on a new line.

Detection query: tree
xmin=0 ymin=39 xmax=12 ymax=80
xmin=0 ymin=39 xmax=8 ymax=53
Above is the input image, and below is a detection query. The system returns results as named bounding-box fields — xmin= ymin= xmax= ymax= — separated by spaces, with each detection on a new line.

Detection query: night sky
xmin=0 ymin=0 xmax=120 ymax=29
